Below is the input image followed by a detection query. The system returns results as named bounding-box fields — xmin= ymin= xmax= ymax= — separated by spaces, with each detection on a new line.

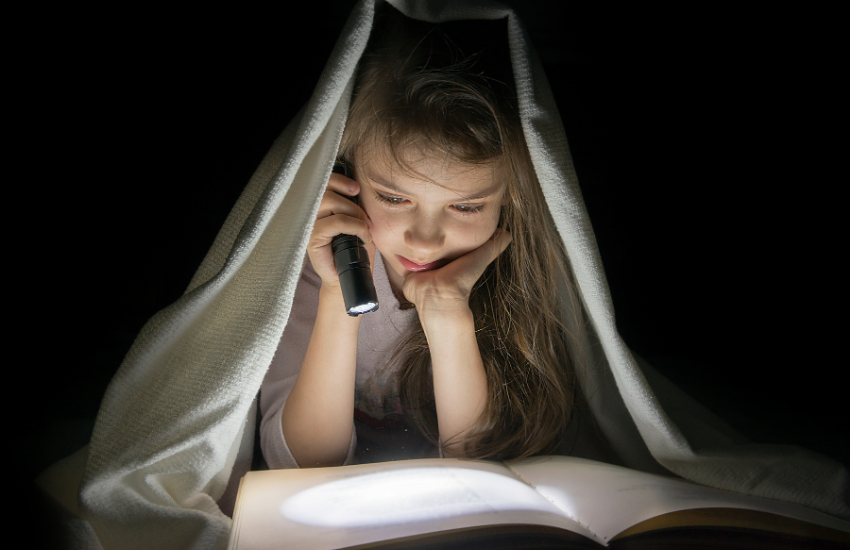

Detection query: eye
xmin=374 ymin=192 xmax=408 ymax=206
xmin=374 ymin=191 xmax=484 ymax=215
xmin=453 ymin=204 xmax=484 ymax=215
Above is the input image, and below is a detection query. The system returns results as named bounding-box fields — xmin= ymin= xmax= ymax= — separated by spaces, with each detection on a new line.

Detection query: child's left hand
xmin=402 ymin=228 xmax=512 ymax=324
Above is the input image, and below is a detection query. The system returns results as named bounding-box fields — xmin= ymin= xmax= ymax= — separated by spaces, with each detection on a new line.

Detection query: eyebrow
xmin=366 ymin=173 xmax=500 ymax=202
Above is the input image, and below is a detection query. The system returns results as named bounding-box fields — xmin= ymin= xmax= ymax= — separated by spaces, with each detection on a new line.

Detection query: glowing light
xmin=280 ymin=467 xmax=555 ymax=528
xmin=350 ymin=301 xmax=378 ymax=314
xmin=533 ymin=484 xmax=579 ymax=521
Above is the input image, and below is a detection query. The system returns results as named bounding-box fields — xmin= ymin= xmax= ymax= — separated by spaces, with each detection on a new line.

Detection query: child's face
xmin=353 ymin=150 xmax=508 ymax=295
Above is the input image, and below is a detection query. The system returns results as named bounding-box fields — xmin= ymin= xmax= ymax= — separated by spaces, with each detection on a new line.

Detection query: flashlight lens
xmin=349 ymin=301 xmax=379 ymax=315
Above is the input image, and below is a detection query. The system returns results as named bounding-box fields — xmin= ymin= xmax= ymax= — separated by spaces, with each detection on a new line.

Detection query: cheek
xmin=362 ymin=204 xmax=394 ymax=233
xmin=360 ymin=203 xmax=398 ymax=252
xmin=471 ymin=208 xmax=502 ymax=240
xmin=360 ymin=199 xmax=383 ymax=227
xmin=452 ymin=215 xmax=500 ymax=248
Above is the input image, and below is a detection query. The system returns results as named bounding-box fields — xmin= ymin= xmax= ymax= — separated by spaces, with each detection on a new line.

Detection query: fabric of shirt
xmin=259 ymin=248 xmax=442 ymax=469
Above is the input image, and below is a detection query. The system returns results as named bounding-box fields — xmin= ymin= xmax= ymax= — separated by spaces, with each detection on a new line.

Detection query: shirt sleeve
xmin=259 ymin=254 xmax=358 ymax=469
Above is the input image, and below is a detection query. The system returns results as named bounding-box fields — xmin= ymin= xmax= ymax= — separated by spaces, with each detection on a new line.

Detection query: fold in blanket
xmin=35 ymin=1 xmax=849 ymax=548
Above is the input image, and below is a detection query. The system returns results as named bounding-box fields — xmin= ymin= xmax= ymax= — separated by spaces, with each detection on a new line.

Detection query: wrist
xmin=420 ymin=303 xmax=474 ymax=339
xmin=319 ymin=281 xmax=343 ymax=297
xmin=319 ymin=284 xmax=363 ymax=324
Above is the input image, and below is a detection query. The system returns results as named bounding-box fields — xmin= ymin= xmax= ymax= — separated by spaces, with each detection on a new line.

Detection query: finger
xmin=328 ymin=171 xmax=359 ymax=196
xmin=311 ymin=213 xmax=372 ymax=246
xmin=470 ymin=228 xmax=513 ymax=266
xmin=317 ymin=188 xmax=364 ymax=220
xmin=450 ymin=229 xmax=512 ymax=284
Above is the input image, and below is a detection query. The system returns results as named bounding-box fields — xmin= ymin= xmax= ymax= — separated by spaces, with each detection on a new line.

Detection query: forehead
xmin=356 ymin=147 xmax=505 ymax=200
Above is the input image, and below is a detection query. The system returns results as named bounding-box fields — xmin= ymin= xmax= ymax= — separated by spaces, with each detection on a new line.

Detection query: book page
xmin=228 ymin=477 xmax=247 ymax=550
xmin=506 ymin=455 xmax=850 ymax=544
xmin=229 ymin=458 xmax=603 ymax=550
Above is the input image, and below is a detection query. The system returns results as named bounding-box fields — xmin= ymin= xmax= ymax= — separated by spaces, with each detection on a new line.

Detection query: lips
xmin=397 ymin=255 xmax=447 ymax=272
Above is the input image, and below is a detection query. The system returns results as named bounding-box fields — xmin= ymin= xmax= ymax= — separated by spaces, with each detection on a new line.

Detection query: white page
xmin=506 ymin=455 xmax=850 ymax=544
xmin=229 ymin=477 xmax=247 ymax=550
xmin=230 ymin=458 xmax=603 ymax=550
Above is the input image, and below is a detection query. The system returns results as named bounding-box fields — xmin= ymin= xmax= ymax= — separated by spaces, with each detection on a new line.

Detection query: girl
xmin=259 ymin=3 xmax=587 ymax=469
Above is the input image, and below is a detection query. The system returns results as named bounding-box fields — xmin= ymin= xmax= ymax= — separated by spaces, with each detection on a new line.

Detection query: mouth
xmin=397 ymin=255 xmax=448 ymax=272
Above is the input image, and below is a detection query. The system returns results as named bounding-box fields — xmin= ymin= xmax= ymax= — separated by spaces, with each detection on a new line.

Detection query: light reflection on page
xmin=280 ymin=467 xmax=558 ymax=528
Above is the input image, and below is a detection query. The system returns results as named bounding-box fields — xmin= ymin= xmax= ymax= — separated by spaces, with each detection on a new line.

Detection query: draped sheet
xmin=35 ymin=1 xmax=850 ymax=548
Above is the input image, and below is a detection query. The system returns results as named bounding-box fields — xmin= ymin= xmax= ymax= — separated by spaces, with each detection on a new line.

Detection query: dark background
xmin=24 ymin=1 xmax=845 ymax=494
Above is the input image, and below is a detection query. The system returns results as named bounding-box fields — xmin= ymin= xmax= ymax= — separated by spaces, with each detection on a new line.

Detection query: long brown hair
xmin=338 ymin=4 xmax=588 ymax=460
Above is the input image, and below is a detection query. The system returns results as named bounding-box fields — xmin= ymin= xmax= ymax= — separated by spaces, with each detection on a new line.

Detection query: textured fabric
xmin=34 ymin=0 xmax=850 ymax=548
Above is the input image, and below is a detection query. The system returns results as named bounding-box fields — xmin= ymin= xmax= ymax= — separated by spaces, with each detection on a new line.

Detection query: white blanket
xmin=36 ymin=1 xmax=849 ymax=548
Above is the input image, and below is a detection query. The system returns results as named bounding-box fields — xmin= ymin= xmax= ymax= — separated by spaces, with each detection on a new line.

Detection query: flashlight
xmin=331 ymin=161 xmax=379 ymax=316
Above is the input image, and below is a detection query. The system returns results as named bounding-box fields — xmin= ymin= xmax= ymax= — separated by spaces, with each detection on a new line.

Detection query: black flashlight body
xmin=331 ymin=162 xmax=379 ymax=316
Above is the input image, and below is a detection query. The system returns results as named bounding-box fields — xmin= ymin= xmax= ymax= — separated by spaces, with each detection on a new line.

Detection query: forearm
xmin=422 ymin=308 xmax=488 ymax=455
xmin=281 ymin=285 xmax=361 ymax=467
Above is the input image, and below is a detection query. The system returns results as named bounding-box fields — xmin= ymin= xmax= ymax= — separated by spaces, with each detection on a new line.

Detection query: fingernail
xmin=349 ymin=182 xmax=357 ymax=193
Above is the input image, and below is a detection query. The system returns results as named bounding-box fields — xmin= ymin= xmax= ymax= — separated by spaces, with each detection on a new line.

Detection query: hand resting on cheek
xmin=402 ymin=227 xmax=512 ymax=322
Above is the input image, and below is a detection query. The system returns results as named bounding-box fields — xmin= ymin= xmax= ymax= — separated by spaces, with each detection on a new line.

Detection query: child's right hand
xmin=307 ymin=171 xmax=375 ymax=293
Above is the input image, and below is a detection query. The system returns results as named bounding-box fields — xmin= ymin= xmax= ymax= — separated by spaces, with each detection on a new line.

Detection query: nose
xmin=404 ymin=213 xmax=445 ymax=257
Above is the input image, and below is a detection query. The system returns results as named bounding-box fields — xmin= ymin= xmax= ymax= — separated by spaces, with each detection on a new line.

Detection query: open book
xmin=228 ymin=456 xmax=850 ymax=549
